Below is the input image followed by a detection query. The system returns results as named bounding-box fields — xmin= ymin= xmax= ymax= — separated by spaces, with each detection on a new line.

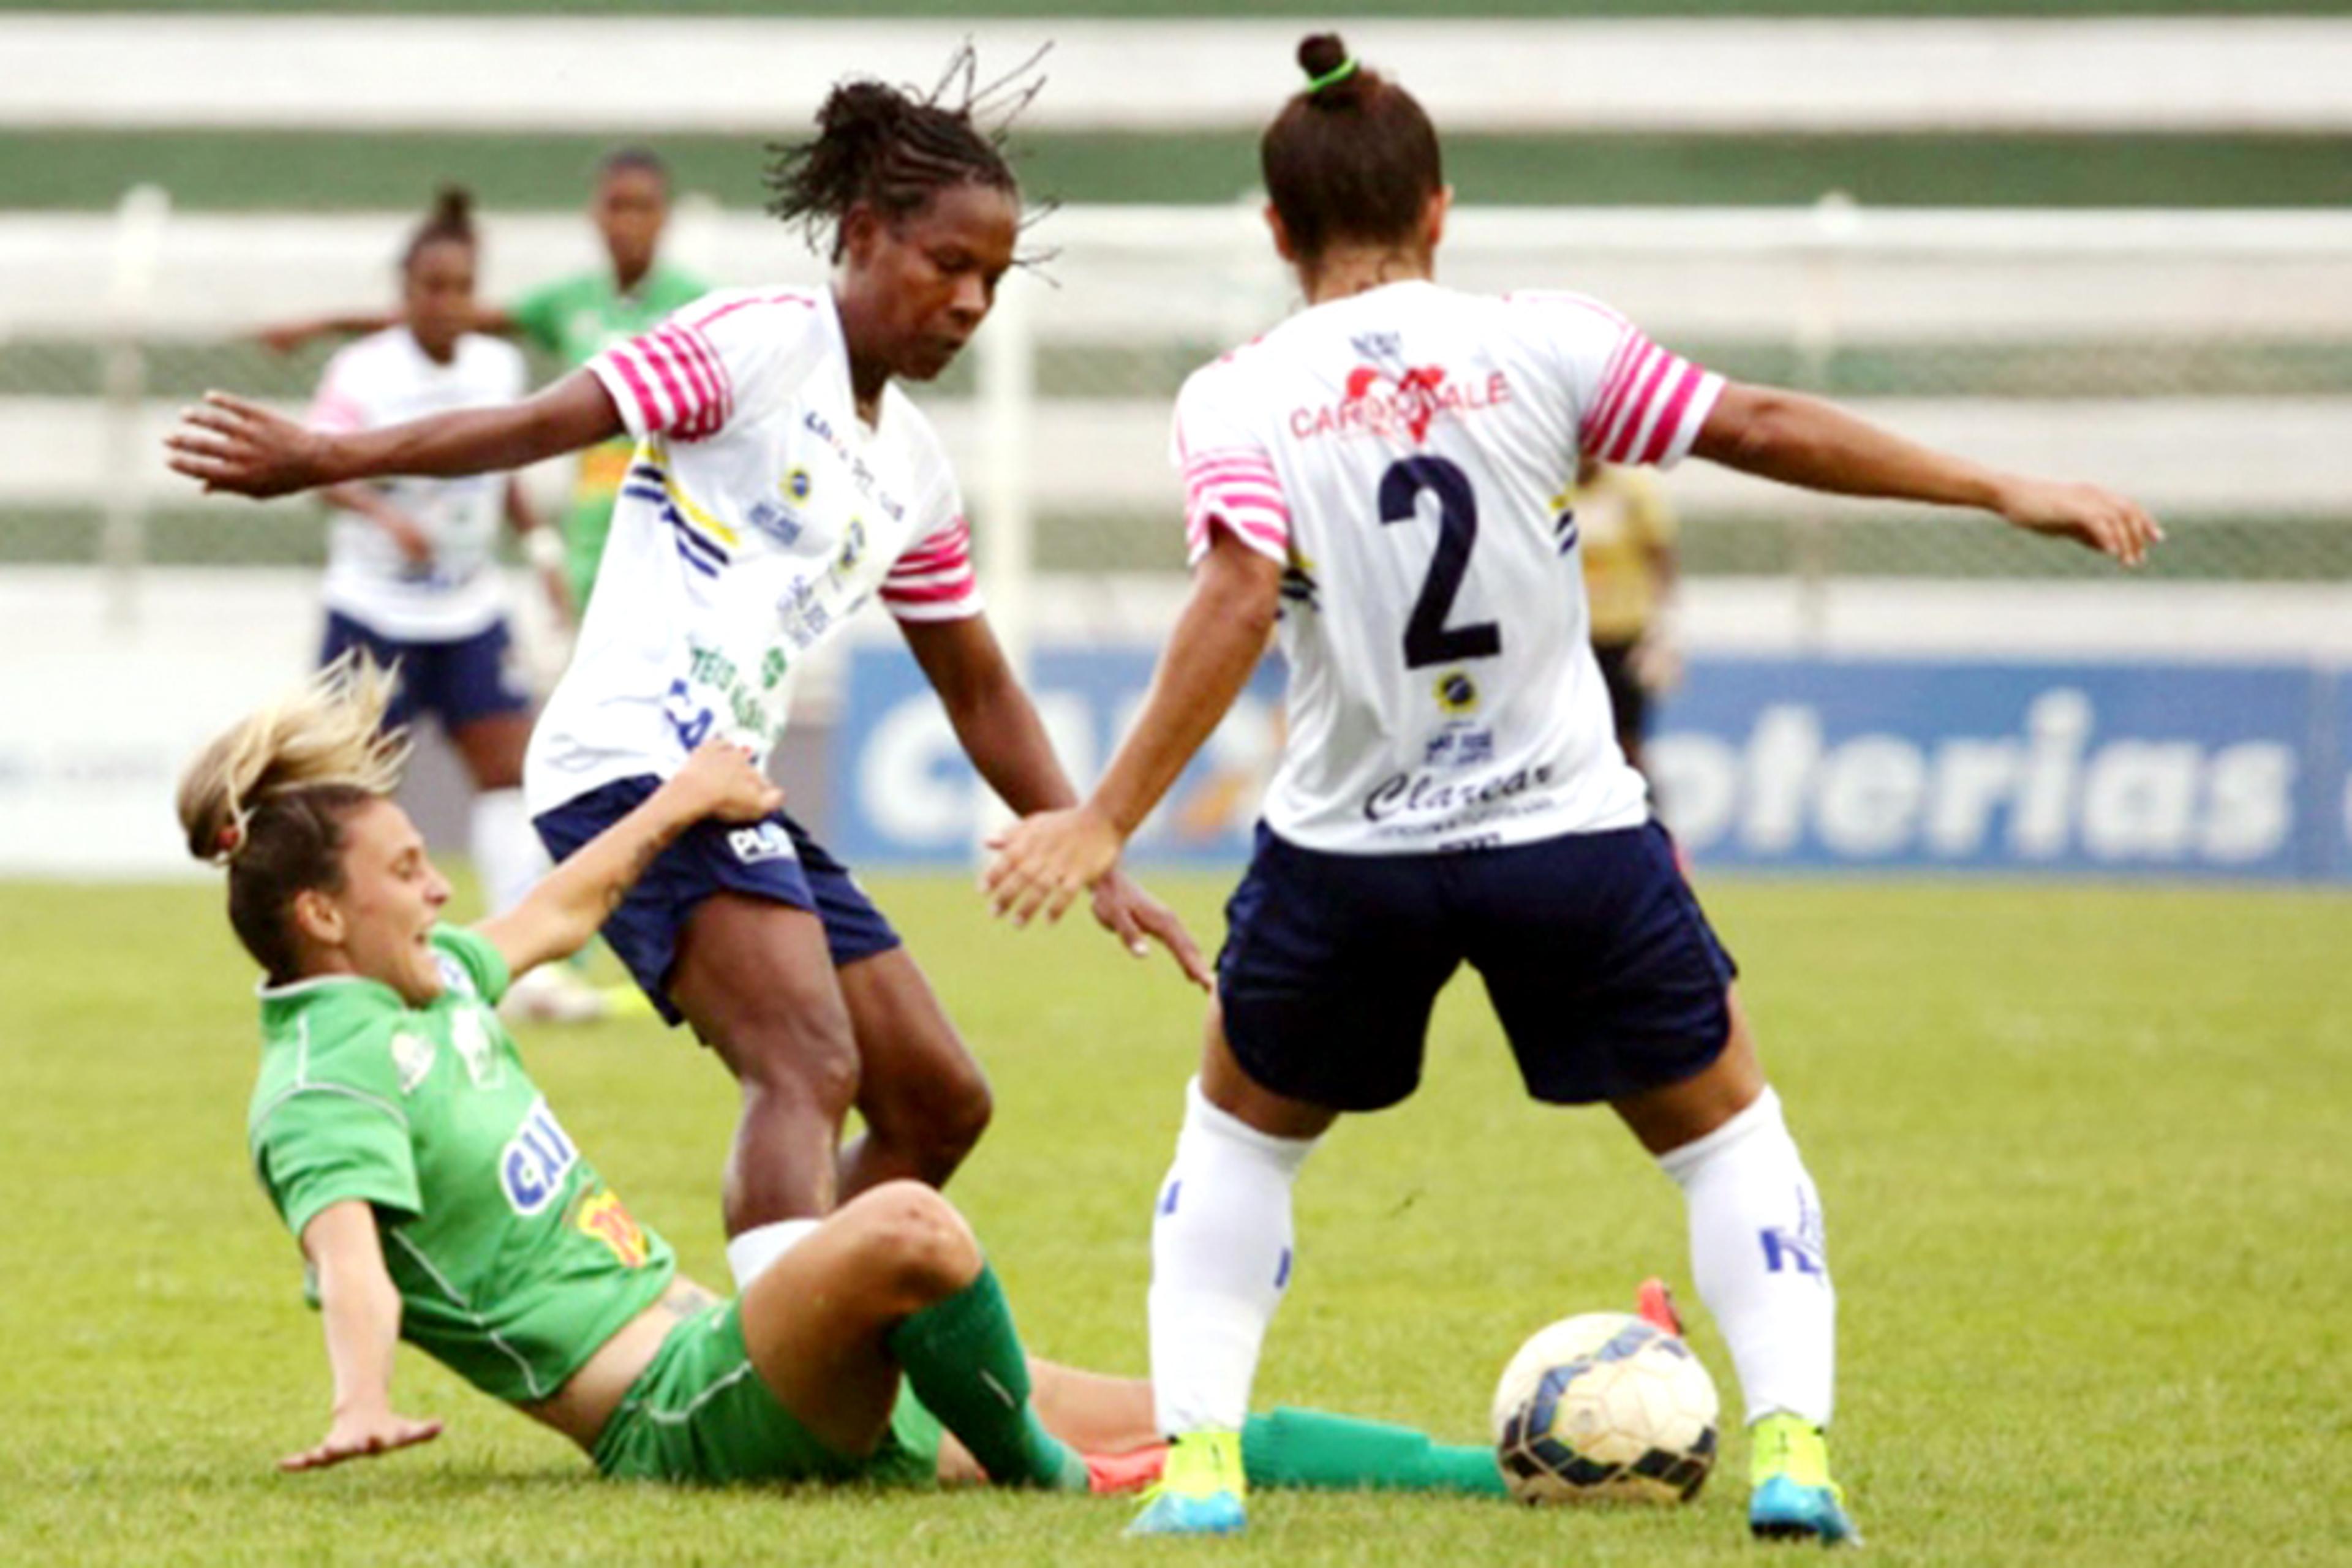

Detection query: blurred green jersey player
xmin=505 ymin=152 xmax=708 ymax=608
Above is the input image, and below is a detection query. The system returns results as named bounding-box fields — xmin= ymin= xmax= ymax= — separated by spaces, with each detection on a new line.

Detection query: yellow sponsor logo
xmin=576 ymin=1188 xmax=650 ymax=1268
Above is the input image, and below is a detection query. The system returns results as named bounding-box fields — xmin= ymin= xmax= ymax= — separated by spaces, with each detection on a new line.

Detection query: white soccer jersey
xmin=524 ymin=287 xmax=981 ymax=814
xmin=1172 ymin=280 xmax=1722 ymax=854
xmin=308 ymin=329 xmax=528 ymax=639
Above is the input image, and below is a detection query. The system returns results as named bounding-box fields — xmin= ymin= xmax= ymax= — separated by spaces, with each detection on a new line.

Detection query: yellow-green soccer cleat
xmin=1748 ymin=1414 xmax=1860 ymax=1546
xmin=1126 ymin=1429 xmax=1247 ymax=1537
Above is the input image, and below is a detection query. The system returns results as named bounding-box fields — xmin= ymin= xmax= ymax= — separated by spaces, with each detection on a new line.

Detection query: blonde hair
xmin=176 ymin=654 xmax=412 ymax=980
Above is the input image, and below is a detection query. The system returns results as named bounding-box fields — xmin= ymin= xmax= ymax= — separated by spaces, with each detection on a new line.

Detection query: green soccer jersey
xmin=509 ymin=265 xmax=710 ymax=608
xmin=246 ymin=927 xmax=675 ymax=1406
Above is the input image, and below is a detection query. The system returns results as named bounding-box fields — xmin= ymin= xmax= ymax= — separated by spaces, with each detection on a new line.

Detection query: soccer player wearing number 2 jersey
xmin=986 ymin=34 xmax=2161 ymax=1546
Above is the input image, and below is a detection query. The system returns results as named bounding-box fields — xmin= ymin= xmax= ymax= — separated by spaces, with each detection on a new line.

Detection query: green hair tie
xmin=1305 ymin=57 xmax=1360 ymax=94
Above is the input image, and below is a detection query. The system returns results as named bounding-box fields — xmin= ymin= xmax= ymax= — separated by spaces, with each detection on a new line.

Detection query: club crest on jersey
xmin=1433 ymin=669 xmax=1481 ymax=715
xmin=389 ymin=1030 xmax=435 ymax=1094
xmin=501 ymin=1098 xmax=580 ymax=1217
xmin=783 ymin=466 xmax=813 ymax=502
xmin=450 ymin=1006 xmax=503 ymax=1089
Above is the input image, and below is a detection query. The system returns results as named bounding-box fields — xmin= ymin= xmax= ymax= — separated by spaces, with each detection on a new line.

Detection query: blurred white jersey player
xmin=1174 ymin=281 xmax=1716 ymax=854
xmin=303 ymin=188 xmax=587 ymax=1019
xmin=312 ymin=326 xmax=526 ymax=639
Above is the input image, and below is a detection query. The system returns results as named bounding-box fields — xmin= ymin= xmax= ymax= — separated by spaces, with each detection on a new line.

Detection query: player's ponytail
xmin=1262 ymin=33 xmax=1444 ymax=270
xmin=176 ymin=655 xmax=411 ymax=982
xmin=403 ymin=183 xmax=478 ymax=271
xmin=764 ymin=44 xmax=1037 ymax=260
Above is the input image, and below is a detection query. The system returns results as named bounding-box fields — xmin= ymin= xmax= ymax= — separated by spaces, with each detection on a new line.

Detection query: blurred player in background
xmin=265 ymin=149 xmax=711 ymax=612
xmin=984 ymin=34 xmax=2159 ymax=1545
xmin=304 ymin=186 xmax=594 ymax=1023
xmin=168 ymin=57 xmax=1204 ymax=1298
xmin=179 ymin=659 xmax=1509 ymax=1501
xmin=1572 ymin=455 xmax=1680 ymax=780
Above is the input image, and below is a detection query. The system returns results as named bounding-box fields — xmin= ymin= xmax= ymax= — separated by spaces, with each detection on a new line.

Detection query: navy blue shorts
xmin=533 ymin=775 xmax=901 ymax=1026
xmin=1216 ymin=820 xmax=1736 ymax=1112
xmin=320 ymin=611 xmax=530 ymax=734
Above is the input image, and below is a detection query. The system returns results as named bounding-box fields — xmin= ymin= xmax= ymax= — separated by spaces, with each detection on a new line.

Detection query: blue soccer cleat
xmin=1747 ymin=1414 xmax=1861 ymax=1547
xmin=1126 ymin=1429 xmax=1247 ymax=1537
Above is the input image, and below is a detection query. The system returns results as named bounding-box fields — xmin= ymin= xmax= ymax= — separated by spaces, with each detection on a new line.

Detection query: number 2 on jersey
xmin=1379 ymin=456 xmax=1501 ymax=669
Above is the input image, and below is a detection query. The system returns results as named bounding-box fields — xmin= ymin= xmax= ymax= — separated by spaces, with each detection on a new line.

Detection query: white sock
xmin=470 ymin=787 xmax=550 ymax=917
xmin=726 ymin=1218 xmax=822 ymax=1291
xmin=1148 ymin=1077 xmax=1319 ymax=1436
xmin=1657 ymin=1085 xmax=1836 ymax=1428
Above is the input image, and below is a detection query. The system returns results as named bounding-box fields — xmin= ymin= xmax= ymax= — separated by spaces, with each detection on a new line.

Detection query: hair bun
xmin=429 ymin=184 xmax=473 ymax=230
xmin=1297 ymin=33 xmax=1349 ymax=83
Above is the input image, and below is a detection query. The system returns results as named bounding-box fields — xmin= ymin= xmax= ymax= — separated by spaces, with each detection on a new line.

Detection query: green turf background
xmin=2 ymin=873 xmax=2345 ymax=1564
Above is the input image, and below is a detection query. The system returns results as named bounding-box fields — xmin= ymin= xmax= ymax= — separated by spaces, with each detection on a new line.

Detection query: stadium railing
xmin=6 ymin=195 xmax=2351 ymax=647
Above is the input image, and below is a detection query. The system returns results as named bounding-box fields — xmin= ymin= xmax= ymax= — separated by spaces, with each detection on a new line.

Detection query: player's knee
xmin=899 ymin=1052 xmax=994 ymax=1172
xmin=845 ymin=1180 xmax=981 ymax=1304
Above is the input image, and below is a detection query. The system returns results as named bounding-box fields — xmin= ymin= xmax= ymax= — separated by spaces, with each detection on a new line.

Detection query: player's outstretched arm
xmin=475 ymin=741 xmax=780 ymax=981
xmin=1690 ymin=382 xmax=2162 ymax=565
xmin=257 ymin=305 xmax=519 ymax=354
xmin=164 ymin=370 xmax=625 ymax=500
xmin=983 ymin=530 xmax=1281 ymax=934
xmin=282 ymin=1200 xmax=443 ymax=1472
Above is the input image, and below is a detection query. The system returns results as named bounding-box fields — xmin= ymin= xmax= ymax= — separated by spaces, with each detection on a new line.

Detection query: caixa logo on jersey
xmin=502 ymin=1098 xmax=581 ymax=1217
xmin=1649 ymin=658 xmax=2337 ymax=879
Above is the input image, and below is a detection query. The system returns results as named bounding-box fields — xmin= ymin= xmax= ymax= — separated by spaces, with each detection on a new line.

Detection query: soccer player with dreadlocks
xmin=168 ymin=56 xmax=1208 ymax=1295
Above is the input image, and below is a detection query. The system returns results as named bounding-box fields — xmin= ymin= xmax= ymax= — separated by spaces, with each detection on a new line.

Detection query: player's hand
xmin=279 ymin=1406 xmax=443 ymax=1472
xmin=670 ymin=739 xmax=783 ymax=824
xmin=1996 ymin=477 xmax=2163 ymax=567
xmin=1088 ymin=867 xmax=1212 ymax=990
xmin=166 ymin=391 xmax=335 ymax=498
xmin=983 ymin=805 xmax=1125 ymax=930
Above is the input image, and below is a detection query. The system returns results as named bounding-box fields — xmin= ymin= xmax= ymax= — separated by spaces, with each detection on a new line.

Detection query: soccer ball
xmin=1491 ymin=1311 xmax=1720 ymax=1505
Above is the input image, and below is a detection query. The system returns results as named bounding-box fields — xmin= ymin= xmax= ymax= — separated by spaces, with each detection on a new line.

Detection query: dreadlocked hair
xmin=176 ymin=654 xmax=412 ymax=983
xmin=402 ymin=184 xmax=478 ymax=271
xmin=764 ymin=42 xmax=1044 ymax=261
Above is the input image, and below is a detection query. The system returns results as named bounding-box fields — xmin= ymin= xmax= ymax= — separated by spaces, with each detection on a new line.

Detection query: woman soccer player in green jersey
xmin=265 ymin=149 xmax=710 ymax=610
xmin=182 ymin=656 xmax=1508 ymax=1496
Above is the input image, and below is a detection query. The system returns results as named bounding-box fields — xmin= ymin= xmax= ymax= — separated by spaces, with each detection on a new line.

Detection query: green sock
xmin=1241 ymin=1407 xmax=1509 ymax=1498
xmin=886 ymin=1264 xmax=1086 ymax=1491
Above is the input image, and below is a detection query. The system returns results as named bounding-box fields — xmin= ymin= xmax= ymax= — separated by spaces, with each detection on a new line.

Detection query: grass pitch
xmin=1 ymin=873 xmax=2346 ymax=1565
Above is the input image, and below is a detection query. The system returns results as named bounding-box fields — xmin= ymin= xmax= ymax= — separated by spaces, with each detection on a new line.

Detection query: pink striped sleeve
xmin=1578 ymin=326 xmax=1722 ymax=470
xmin=881 ymin=514 xmax=983 ymax=622
xmin=1179 ymin=446 xmax=1290 ymax=568
xmin=587 ymin=322 xmax=733 ymax=442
